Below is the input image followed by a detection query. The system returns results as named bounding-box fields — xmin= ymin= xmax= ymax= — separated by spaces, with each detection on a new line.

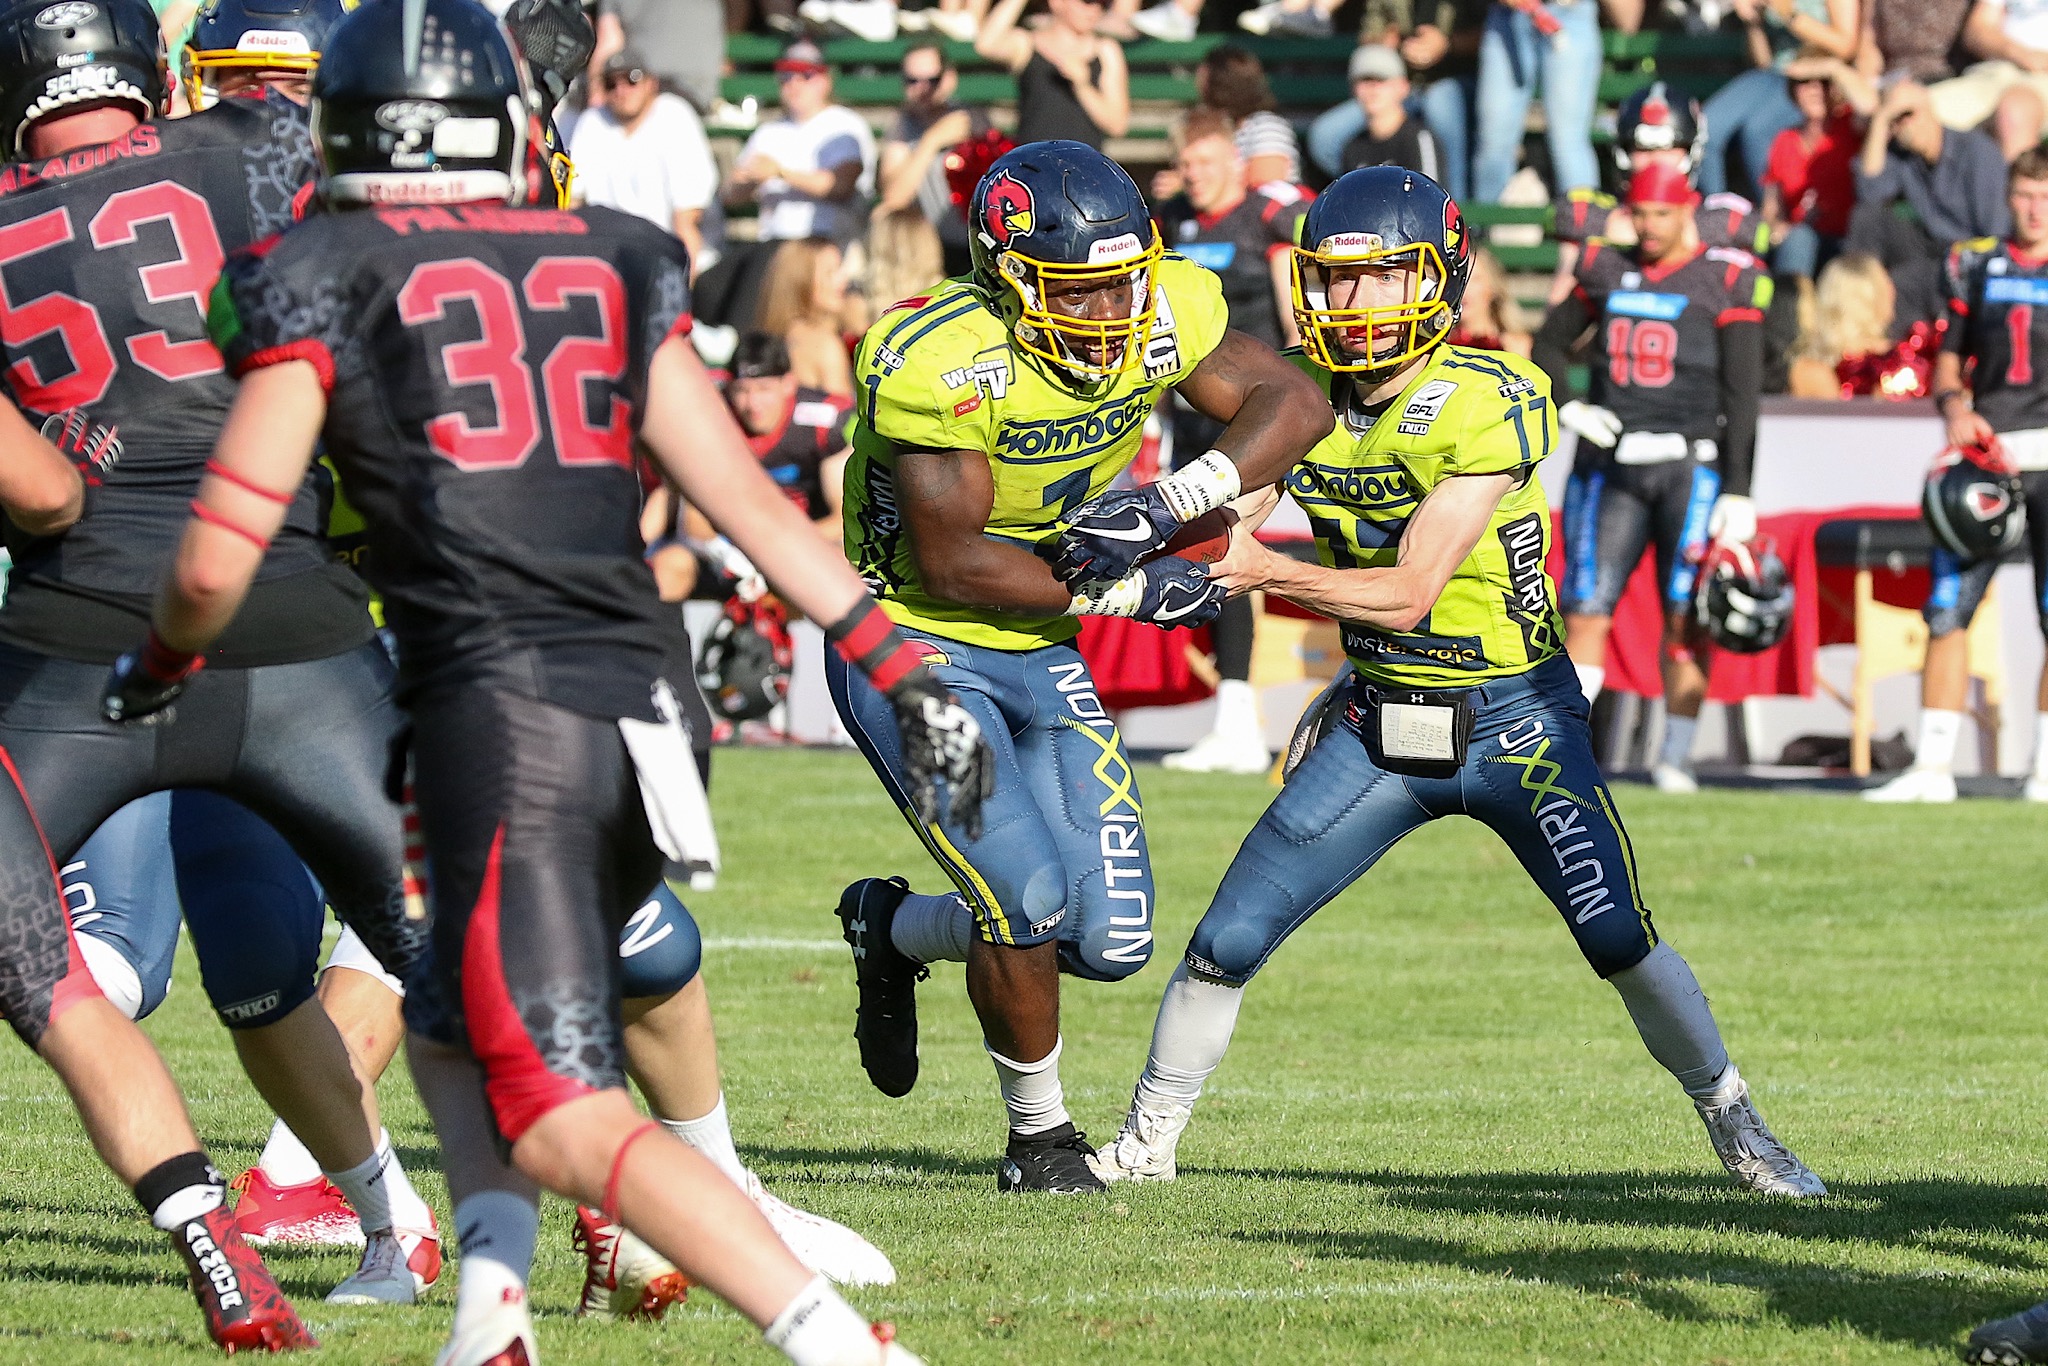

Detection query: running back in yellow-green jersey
xmin=1287 ymin=342 xmax=1565 ymax=689
xmin=842 ymin=253 xmax=1229 ymax=652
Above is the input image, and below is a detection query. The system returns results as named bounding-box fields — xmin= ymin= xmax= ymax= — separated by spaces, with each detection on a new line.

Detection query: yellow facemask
xmin=995 ymin=237 xmax=1163 ymax=381
xmin=1291 ymin=236 xmax=1452 ymax=374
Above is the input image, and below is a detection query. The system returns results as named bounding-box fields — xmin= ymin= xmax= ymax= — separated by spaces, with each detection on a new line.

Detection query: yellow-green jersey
xmin=842 ymin=254 xmax=1230 ymax=652
xmin=1287 ymin=343 xmax=1564 ymax=689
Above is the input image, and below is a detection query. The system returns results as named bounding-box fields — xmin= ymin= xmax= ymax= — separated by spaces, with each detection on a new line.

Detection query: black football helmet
xmin=1292 ymin=165 xmax=1474 ymax=378
xmin=968 ymin=140 xmax=1161 ymax=384
xmin=1614 ymin=81 xmax=1705 ymax=177
xmin=183 ymin=0 xmax=349 ymax=109
xmin=310 ymin=0 xmax=539 ymax=207
xmin=1923 ymin=442 xmax=2027 ymax=563
xmin=0 ymin=0 xmax=166 ymax=157
xmin=696 ymin=598 xmax=792 ymax=724
xmin=1691 ymin=537 xmax=1794 ymax=654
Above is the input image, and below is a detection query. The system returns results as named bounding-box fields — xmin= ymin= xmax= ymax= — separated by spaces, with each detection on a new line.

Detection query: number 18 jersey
xmin=212 ymin=203 xmax=695 ymax=721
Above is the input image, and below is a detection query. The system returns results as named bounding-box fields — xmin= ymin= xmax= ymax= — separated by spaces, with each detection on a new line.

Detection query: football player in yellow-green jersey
xmin=829 ymin=140 xmax=1332 ymax=1195
xmin=1090 ymin=167 xmax=1825 ymax=1202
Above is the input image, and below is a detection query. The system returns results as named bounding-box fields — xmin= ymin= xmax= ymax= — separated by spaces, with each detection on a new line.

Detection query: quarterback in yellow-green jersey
xmin=1089 ymin=167 xmax=1825 ymax=1202
xmin=827 ymin=140 xmax=1332 ymax=1194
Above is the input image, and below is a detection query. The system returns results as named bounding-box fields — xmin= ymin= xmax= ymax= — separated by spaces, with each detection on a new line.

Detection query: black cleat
xmin=997 ymin=1123 xmax=1106 ymax=1194
xmin=1967 ymin=1303 xmax=2048 ymax=1364
xmin=836 ymin=876 xmax=926 ymax=1098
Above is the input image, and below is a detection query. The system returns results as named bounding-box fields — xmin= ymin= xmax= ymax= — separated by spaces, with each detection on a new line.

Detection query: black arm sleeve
xmin=1717 ymin=320 xmax=1764 ymax=498
xmin=1531 ymin=291 xmax=1591 ymax=402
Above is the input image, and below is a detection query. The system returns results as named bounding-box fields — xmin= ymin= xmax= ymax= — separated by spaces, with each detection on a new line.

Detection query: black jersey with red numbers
xmin=748 ymin=386 xmax=849 ymax=519
xmin=0 ymin=93 xmax=370 ymax=665
xmin=1574 ymin=240 xmax=1770 ymax=444
xmin=1551 ymin=187 xmax=1768 ymax=256
xmin=1942 ymin=236 xmax=2048 ymax=436
xmin=1155 ymin=182 xmax=1308 ymax=349
xmin=212 ymin=203 xmax=693 ymax=722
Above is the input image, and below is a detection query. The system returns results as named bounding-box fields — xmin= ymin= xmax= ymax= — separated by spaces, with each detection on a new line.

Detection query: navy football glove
xmin=1135 ymin=556 xmax=1227 ymax=631
xmin=889 ymin=668 xmax=996 ymax=841
xmin=1045 ymin=486 xmax=1179 ymax=587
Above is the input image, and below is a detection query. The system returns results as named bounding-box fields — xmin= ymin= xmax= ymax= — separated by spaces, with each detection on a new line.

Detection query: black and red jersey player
xmin=104 ymin=2 xmax=985 ymax=1363
xmin=1867 ymin=148 xmax=2048 ymax=810
xmin=1532 ymin=158 xmax=1771 ymax=793
xmin=725 ymin=332 xmax=852 ymax=533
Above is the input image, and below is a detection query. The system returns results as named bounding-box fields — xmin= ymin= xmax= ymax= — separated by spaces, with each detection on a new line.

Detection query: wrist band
xmin=139 ymin=628 xmax=201 ymax=684
xmin=1066 ymin=572 xmax=1144 ymax=618
xmin=1155 ymin=449 xmax=1241 ymax=523
xmin=1934 ymin=388 xmax=1966 ymax=415
xmin=191 ymin=499 xmax=274 ymax=551
xmin=826 ymin=597 xmax=927 ymax=695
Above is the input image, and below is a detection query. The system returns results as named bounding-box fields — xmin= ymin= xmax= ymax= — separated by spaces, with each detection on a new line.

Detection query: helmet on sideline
xmin=1691 ymin=537 xmax=1794 ymax=654
xmin=0 ymin=0 xmax=166 ymax=158
xmin=696 ymin=598 xmax=792 ymax=724
xmin=1923 ymin=442 xmax=2027 ymax=563
xmin=1615 ymin=80 xmax=1705 ymax=177
xmin=183 ymin=0 xmax=350 ymax=110
xmin=967 ymin=139 xmax=1161 ymax=385
xmin=1292 ymin=165 xmax=1474 ymax=378
xmin=310 ymin=0 xmax=539 ymax=207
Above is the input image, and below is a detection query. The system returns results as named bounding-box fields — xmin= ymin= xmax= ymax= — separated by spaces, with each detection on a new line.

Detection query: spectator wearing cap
xmin=589 ymin=0 xmax=724 ymax=115
xmin=725 ymin=40 xmax=878 ymax=248
xmin=1472 ymin=0 xmax=1603 ymax=203
xmin=1309 ymin=0 xmax=1486 ymax=197
xmin=568 ymin=50 xmax=719 ymax=267
xmin=1338 ymin=45 xmax=1443 ymax=177
xmin=878 ymin=40 xmax=993 ymax=278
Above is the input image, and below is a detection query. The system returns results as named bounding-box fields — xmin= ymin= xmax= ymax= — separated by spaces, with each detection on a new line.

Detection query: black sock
xmin=135 ymin=1151 xmax=226 ymax=1231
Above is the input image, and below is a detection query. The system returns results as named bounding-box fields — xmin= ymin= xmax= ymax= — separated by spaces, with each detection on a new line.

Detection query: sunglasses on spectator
xmin=778 ymin=68 xmax=826 ymax=82
xmin=903 ymin=72 xmax=941 ymax=87
xmin=604 ymin=69 xmax=646 ymax=88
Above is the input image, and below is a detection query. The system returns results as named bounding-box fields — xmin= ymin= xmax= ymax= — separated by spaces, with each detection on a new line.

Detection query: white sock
xmin=763 ymin=1275 xmax=877 ymax=1366
xmin=1212 ymin=678 xmax=1261 ymax=739
xmin=451 ymin=1190 xmax=538 ymax=1332
xmin=1659 ymin=713 xmax=1698 ymax=768
xmin=258 ymin=1119 xmax=323 ymax=1188
xmin=1917 ymin=708 xmax=1963 ymax=772
xmin=324 ymin=1145 xmax=395 ymax=1235
xmin=889 ymin=892 xmax=973 ymax=964
xmin=1134 ymin=962 xmax=1244 ymax=1112
xmin=1607 ymin=942 xmax=1731 ymax=1098
xmin=149 ymin=1182 xmax=225 ymax=1230
xmin=986 ymin=1036 xmax=1070 ymax=1136
xmin=1574 ymin=663 xmax=1605 ymax=703
xmin=2032 ymin=712 xmax=2048 ymax=780
xmin=375 ymin=1131 xmax=434 ymax=1231
xmin=662 ymin=1095 xmax=748 ymax=1187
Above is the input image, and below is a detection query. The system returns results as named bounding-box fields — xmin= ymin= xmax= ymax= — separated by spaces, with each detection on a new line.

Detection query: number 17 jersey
xmin=211 ymin=202 xmax=695 ymax=721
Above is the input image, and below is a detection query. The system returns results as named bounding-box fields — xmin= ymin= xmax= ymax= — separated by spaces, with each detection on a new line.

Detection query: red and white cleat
xmin=743 ymin=1170 xmax=896 ymax=1287
xmin=873 ymin=1322 xmax=926 ymax=1365
xmin=571 ymin=1206 xmax=689 ymax=1320
xmin=228 ymin=1169 xmax=363 ymax=1249
xmin=434 ymin=1286 xmax=535 ymax=1366
xmin=170 ymin=1203 xmax=318 ymax=1353
xmin=326 ymin=1212 xmax=442 ymax=1304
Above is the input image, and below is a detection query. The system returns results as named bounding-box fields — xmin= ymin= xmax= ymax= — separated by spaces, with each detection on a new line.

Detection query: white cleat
xmin=326 ymin=1227 xmax=436 ymax=1304
xmin=2024 ymin=773 xmax=2048 ymax=803
xmin=435 ymin=1288 xmax=537 ymax=1366
xmin=1862 ymin=766 xmax=1958 ymax=803
xmin=745 ymin=1170 xmax=897 ymax=1287
xmin=1235 ymin=0 xmax=1286 ymax=32
xmin=1130 ymin=0 xmax=1197 ymax=40
xmin=573 ymin=1206 xmax=689 ymax=1320
xmin=924 ymin=7 xmax=979 ymax=40
xmin=1087 ymin=1095 xmax=1192 ymax=1185
xmin=1650 ymin=761 xmax=1699 ymax=794
xmin=1695 ymin=1082 xmax=1827 ymax=1198
xmin=796 ymin=0 xmax=898 ymax=39
xmin=1162 ymin=729 xmax=1271 ymax=775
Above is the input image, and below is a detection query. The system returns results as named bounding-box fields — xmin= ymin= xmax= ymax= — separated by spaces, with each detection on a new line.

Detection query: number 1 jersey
xmin=211 ymin=203 xmax=694 ymax=722
xmin=1943 ymin=236 xmax=2048 ymax=439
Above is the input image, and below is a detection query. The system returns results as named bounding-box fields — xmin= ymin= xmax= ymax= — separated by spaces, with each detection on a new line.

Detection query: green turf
xmin=3 ymin=749 xmax=2046 ymax=1363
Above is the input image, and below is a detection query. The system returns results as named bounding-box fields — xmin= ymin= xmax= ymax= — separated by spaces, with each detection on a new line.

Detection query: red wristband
xmin=826 ymin=598 xmax=929 ymax=696
xmin=139 ymin=629 xmax=202 ymax=685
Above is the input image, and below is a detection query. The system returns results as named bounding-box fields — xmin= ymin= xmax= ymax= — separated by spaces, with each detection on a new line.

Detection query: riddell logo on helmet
xmin=34 ymin=2 xmax=96 ymax=27
xmin=1087 ymin=232 xmax=1143 ymax=263
xmin=981 ymin=171 xmax=1033 ymax=247
xmin=1322 ymin=231 xmax=1384 ymax=256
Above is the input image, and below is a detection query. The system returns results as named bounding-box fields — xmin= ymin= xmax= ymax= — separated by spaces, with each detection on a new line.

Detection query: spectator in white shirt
xmin=569 ymin=49 xmax=719 ymax=265
xmin=1931 ymin=0 xmax=2048 ymax=131
xmin=724 ymin=40 xmax=877 ymax=247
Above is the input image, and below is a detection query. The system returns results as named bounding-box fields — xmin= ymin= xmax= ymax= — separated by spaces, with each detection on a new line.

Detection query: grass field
xmin=3 ymin=748 xmax=2047 ymax=1364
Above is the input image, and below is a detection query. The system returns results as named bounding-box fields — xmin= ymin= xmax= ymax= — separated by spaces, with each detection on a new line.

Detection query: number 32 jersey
xmin=1943 ymin=236 xmax=2048 ymax=438
xmin=842 ymin=253 xmax=1228 ymax=652
xmin=211 ymin=203 xmax=695 ymax=721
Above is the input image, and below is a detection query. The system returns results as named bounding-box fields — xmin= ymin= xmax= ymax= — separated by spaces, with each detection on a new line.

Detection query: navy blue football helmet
xmin=968 ymin=139 xmax=1161 ymax=382
xmin=0 ymin=0 xmax=166 ymax=156
xmin=1614 ymin=80 xmax=1705 ymax=177
xmin=1293 ymin=165 xmax=1473 ymax=377
xmin=311 ymin=0 xmax=540 ymax=207
xmin=184 ymin=0 xmax=349 ymax=108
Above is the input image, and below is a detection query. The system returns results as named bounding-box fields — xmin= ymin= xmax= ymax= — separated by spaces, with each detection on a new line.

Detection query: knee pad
xmin=1923 ymin=608 xmax=1969 ymax=640
xmin=617 ymin=881 xmax=702 ymax=999
xmin=74 ymin=930 xmax=149 ymax=1020
xmin=326 ymin=921 xmax=405 ymax=998
xmin=1059 ymin=923 xmax=1152 ymax=983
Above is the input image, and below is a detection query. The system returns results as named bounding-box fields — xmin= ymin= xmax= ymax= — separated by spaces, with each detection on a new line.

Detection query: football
xmin=1146 ymin=507 xmax=1238 ymax=566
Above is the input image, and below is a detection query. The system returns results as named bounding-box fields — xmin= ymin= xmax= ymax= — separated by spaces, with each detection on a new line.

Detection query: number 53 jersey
xmin=211 ymin=203 xmax=695 ymax=722
xmin=842 ymin=253 xmax=1229 ymax=652
xmin=1287 ymin=343 xmax=1565 ymax=690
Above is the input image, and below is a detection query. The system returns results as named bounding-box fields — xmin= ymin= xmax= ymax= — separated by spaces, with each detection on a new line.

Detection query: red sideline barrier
xmin=1076 ymin=505 xmax=1928 ymax=710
